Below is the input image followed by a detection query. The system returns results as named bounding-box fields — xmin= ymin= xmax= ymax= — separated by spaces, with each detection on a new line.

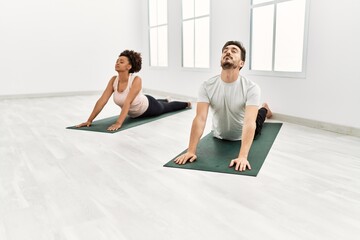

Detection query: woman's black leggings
xmin=137 ymin=95 xmax=188 ymax=118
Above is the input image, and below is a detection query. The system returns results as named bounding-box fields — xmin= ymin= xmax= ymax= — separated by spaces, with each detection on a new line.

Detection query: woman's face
xmin=115 ymin=56 xmax=131 ymax=72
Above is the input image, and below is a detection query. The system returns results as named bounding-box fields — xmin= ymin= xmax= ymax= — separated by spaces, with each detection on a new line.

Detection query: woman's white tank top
xmin=113 ymin=74 xmax=149 ymax=118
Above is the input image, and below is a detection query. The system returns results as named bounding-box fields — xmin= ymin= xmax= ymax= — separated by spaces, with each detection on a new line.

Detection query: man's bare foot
xmin=262 ymin=103 xmax=272 ymax=118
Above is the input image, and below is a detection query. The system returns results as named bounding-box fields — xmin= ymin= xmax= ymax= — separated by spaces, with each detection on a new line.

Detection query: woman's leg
xmin=138 ymin=95 xmax=189 ymax=118
xmin=161 ymin=101 xmax=188 ymax=113
xmin=138 ymin=95 xmax=164 ymax=118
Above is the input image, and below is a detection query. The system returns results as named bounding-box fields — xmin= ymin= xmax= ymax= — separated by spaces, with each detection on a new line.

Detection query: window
xmin=182 ymin=0 xmax=210 ymax=68
xmin=250 ymin=0 xmax=309 ymax=77
xmin=149 ymin=0 xmax=168 ymax=67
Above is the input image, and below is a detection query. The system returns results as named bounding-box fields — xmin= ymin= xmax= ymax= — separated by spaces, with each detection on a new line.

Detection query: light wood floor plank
xmin=0 ymin=95 xmax=359 ymax=240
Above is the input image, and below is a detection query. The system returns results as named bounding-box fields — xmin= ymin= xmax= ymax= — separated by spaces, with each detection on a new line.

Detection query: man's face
xmin=221 ymin=45 xmax=244 ymax=70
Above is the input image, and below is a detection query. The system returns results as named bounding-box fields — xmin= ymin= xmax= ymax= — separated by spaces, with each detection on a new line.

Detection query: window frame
xmin=148 ymin=0 xmax=169 ymax=67
xmin=181 ymin=0 xmax=211 ymax=69
xmin=249 ymin=0 xmax=310 ymax=78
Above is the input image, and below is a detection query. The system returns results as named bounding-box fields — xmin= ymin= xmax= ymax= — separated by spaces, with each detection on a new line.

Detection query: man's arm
xmin=174 ymin=102 xmax=209 ymax=164
xmin=229 ymin=105 xmax=258 ymax=171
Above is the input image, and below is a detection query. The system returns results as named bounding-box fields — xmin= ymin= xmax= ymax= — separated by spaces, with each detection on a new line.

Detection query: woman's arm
xmin=76 ymin=76 xmax=116 ymax=127
xmin=107 ymin=76 xmax=142 ymax=131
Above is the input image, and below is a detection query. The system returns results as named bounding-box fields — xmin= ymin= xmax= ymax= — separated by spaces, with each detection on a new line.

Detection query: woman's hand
xmin=107 ymin=122 xmax=122 ymax=131
xmin=76 ymin=121 xmax=92 ymax=128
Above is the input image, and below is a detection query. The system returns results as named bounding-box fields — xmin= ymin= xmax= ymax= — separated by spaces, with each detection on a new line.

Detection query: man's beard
xmin=221 ymin=61 xmax=237 ymax=70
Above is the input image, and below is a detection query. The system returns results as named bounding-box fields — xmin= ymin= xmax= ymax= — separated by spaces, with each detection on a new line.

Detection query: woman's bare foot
xmin=262 ymin=103 xmax=272 ymax=118
xmin=187 ymin=101 xmax=192 ymax=109
xmin=165 ymin=96 xmax=172 ymax=102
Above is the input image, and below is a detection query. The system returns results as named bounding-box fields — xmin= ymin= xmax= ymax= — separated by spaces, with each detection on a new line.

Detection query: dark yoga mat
xmin=164 ymin=122 xmax=282 ymax=176
xmin=67 ymin=109 xmax=189 ymax=133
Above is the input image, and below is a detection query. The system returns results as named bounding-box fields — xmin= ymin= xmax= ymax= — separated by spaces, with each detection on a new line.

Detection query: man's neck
xmin=220 ymin=69 xmax=240 ymax=83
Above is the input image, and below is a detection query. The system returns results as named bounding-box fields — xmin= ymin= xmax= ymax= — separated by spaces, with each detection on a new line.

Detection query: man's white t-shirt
xmin=198 ymin=74 xmax=261 ymax=141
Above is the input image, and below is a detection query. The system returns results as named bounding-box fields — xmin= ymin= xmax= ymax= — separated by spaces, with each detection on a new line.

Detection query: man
xmin=175 ymin=40 xmax=272 ymax=172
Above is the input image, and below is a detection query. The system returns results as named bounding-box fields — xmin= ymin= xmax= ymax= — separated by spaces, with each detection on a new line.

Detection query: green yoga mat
xmin=67 ymin=109 xmax=189 ymax=133
xmin=164 ymin=122 xmax=282 ymax=176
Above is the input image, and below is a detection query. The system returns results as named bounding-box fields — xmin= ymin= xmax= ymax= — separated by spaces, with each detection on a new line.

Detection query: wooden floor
xmin=0 ymin=94 xmax=359 ymax=240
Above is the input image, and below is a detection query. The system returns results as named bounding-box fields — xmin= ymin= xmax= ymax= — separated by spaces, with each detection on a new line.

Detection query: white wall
xmin=251 ymin=0 xmax=360 ymax=129
xmin=140 ymin=0 xmax=250 ymax=98
xmin=0 ymin=0 xmax=142 ymax=96
xmin=1 ymin=0 xmax=359 ymax=129
xmin=140 ymin=0 xmax=360 ymax=129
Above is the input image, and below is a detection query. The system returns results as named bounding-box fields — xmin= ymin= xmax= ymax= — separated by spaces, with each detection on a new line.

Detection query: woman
xmin=76 ymin=50 xmax=191 ymax=131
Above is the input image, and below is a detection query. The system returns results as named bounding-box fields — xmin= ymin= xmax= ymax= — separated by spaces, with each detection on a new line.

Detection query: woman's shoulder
xmin=131 ymin=74 xmax=142 ymax=84
xmin=107 ymin=75 xmax=117 ymax=84
xmin=131 ymin=74 xmax=141 ymax=80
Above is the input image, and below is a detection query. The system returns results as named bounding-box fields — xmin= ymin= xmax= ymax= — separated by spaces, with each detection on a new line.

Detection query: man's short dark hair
xmin=222 ymin=41 xmax=246 ymax=62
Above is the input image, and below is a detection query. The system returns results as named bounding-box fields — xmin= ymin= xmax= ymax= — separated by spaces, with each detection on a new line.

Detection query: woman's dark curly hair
xmin=119 ymin=50 xmax=142 ymax=73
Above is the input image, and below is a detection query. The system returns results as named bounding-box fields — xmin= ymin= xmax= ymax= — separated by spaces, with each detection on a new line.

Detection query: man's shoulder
xmin=202 ymin=75 xmax=220 ymax=87
xmin=239 ymin=75 xmax=255 ymax=84
xmin=239 ymin=75 xmax=260 ymax=89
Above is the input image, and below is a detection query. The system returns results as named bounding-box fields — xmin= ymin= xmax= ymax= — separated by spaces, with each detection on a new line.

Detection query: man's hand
xmin=76 ymin=121 xmax=92 ymax=128
xmin=107 ymin=122 xmax=122 ymax=131
xmin=174 ymin=152 xmax=197 ymax=165
xmin=229 ymin=157 xmax=251 ymax=171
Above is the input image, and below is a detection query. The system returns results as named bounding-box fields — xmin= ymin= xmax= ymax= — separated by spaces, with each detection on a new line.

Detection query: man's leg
xmin=254 ymin=103 xmax=272 ymax=137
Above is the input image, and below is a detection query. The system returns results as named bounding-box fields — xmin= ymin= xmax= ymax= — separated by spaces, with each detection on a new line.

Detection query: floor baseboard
xmin=273 ymin=113 xmax=360 ymax=137
xmin=1 ymin=90 xmax=358 ymax=137
xmin=0 ymin=91 xmax=102 ymax=100
xmin=143 ymin=88 xmax=197 ymax=102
